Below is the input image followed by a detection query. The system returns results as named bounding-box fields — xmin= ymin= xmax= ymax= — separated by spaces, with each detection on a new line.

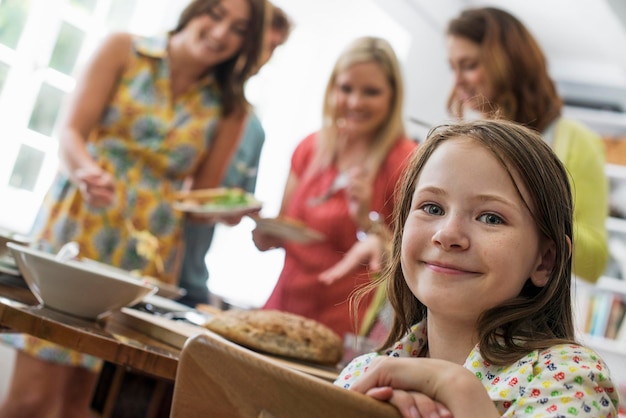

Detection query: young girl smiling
xmin=336 ymin=119 xmax=618 ymax=417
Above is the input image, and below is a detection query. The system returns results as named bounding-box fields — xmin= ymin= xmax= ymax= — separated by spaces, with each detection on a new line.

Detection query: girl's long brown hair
xmin=358 ymin=119 xmax=575 ymax=366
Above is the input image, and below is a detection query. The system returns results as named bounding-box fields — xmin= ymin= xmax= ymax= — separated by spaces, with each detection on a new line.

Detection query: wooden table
xmin=0 ymin=274 xmax=341 ymax=381
xmin=0 ymin=273 xmax=341 ymax=417
xmin=0 ymin=275 xmax=180 ymax=381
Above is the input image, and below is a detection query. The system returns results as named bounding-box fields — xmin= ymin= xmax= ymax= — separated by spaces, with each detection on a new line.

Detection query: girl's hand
xmin=351 ymin=356 xmax=498 ymax=418
xmin=365 ymin=386 xmax=453 ymax=418
xmin=75 ymin=166 xmax=115 ymax=208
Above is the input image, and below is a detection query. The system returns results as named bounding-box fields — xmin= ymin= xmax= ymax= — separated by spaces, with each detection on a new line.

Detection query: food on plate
xmin=203 ymin=309 xmax=343 ymax=365
xmin=173 ymin=187 xmax=262 ymax=215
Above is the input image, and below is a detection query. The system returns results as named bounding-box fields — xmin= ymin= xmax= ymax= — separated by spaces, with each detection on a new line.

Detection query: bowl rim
xmin=7 ymin=242 xmax=158 ymax=290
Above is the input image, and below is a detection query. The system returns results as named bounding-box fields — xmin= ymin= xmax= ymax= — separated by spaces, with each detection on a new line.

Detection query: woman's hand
xmin=319 ymin=234 xmax=383 ymax=285
xmin=345 ymin=166 xmax=373 ymax=227
xmin=187 ymin=208 xmax=261 ymax=225
xmin=350 ymin=356 xmax=499 ymax=418
xmin=74 ymin=166 xmax=115 ymax=208
xmin=252 ymin=228 xmax=283 ymax=251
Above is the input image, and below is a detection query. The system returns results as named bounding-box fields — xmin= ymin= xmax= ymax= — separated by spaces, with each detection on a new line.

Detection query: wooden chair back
xmin=170 ymin=331 xmax=402 ymax=418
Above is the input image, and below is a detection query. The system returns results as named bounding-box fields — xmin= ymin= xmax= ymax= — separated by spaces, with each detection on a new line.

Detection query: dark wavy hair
xmin=170 ymin=0 xmax=266 ymax=116
xmin=446 ymin=7 xmax=562 ymax=132
xmin=373 ymin=119 xmax=575 ymax=365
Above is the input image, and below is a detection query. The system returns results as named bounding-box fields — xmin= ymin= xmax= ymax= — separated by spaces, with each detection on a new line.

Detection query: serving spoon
xmin=55 ymin=241 xmax=80 ymax=262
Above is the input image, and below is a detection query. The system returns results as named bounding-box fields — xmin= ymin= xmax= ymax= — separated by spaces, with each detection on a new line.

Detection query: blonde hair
xmin=314 ymin=36 xmax=405 ymax=175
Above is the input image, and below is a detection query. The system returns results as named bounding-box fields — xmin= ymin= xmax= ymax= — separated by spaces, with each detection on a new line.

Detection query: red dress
xmin=263 ymin=132 xmax=417 ymax=338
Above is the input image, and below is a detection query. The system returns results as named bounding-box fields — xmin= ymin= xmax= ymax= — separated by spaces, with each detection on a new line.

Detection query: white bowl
xmin=7 ymin=243 xmax=157 ymax=320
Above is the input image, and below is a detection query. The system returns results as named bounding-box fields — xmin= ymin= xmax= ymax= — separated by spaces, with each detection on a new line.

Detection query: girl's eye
xmin=479 ymin=213 xmax=504 ymax=225
xmin=422 ymin=204 xmax=444 ymax=216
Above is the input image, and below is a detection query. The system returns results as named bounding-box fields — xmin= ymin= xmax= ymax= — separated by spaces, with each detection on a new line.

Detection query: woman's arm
xmin=251 ymin=170 xmax=298 ymax=251
xmin=58 ymin=32 xmax=132 ymax=207
xmin=185 ymin=109 xmax=248 ymax=225
xmin=189 ymin=108 xmax=248 ymax=190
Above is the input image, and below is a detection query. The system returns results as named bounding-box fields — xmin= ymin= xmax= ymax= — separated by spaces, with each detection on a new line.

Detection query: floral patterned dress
xmin=31 ymin=35 xmax=220 ymax=284
xmin=335 ymin=321 xmax=620 ymax=417
xmin=1 ymin=35 xmax=221 ymax=370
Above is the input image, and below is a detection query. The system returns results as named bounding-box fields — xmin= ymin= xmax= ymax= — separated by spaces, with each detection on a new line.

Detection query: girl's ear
xmin=530 ymin=238 xmax=557 ymax=287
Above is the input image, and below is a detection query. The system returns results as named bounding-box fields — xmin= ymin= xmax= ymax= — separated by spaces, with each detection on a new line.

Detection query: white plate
xmin=173 ymin=188 xmax=262 ymax=217
xmin=253 ymin=217 xmax=325 ymax=244
xmin=173 ymin=201 xmax=263 ymax=217
xmin=0 ymin=229 xmax=31 ymax=256
xmin=142 ymin=294 xmax=195 ymax=313
xmin=0 ymin=253 xmax=19 ymax=275
xmin=0 ymin=262 xmax=20 ymax=276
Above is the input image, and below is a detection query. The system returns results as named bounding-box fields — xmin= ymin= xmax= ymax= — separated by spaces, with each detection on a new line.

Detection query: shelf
xmin=606 ymin=163 xmax=626 ymax=179
xmin=596 ymin=276 xmax=626 ymax=296
xmin=607 ymin=216 xmax=626 ymax=233
xmin=579 ymin=334 xmax=626 ymax=356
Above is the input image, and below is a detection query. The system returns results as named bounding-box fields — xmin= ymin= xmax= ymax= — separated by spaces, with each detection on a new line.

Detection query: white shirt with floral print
xmin=335 ymin=321 xmax=619 ymax=417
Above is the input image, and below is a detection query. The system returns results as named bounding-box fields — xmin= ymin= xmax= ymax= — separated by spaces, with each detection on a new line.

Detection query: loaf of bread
xmin=202 ymin=309 xmax=343 ymax=366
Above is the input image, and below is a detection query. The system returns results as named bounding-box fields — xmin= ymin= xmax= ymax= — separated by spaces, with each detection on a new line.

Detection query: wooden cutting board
xmin=117 ymin=308 xmax=341 ymax=382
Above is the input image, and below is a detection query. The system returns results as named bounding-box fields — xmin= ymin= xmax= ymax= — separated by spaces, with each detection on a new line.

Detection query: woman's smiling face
xmin=184 ymin=0 xmax=251 ymax=68
xmin=401 ymin=136 xmax=552 ymax=323
xmin=447 ymin=35 xmax=494 ymax=115
xmin=332 ymin=61 xmax=393 ymax=139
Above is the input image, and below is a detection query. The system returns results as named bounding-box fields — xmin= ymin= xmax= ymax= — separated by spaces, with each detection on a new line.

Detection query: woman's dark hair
xmin=446 ymin=7 xmax=562 ymax=132
xmin=170 ymin=0 xmax=266 ymax=116
xmin=370 ymin=119 xmax=575 ymax=365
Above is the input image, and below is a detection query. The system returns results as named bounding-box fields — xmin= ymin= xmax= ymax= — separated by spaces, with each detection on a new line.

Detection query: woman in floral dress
xmin=0 ymin=0 xmax=266 ymax=417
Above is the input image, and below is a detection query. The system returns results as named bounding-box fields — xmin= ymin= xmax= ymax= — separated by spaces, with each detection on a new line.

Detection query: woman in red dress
xmin=253 ymin=36 xmax=417 ymax=338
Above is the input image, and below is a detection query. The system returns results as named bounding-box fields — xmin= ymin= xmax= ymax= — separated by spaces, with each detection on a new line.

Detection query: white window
xmin=0 ymin=0 xmax=176 ymax=233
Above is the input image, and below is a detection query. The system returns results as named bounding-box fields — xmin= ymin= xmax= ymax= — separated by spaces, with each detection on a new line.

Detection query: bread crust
xmin=203 ymin=309 xmax=343 ymax=365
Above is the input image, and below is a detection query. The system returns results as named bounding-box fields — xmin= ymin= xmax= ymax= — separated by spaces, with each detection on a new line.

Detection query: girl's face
xmin=447 ymin=35 xmax=493 ymax=114
xmin=401 ymin=137 xmax=553 ymax=325
xmin=184 ymin=0 xmax=250 ymax=68
xmin=332 ymin=61 xmax=393 ymax=139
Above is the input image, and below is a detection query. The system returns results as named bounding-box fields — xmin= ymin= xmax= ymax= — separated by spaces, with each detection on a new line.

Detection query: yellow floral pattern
xmin=3 ymin=35 xmax=221 ymax=370
xmin=31 ymin=35 xmax=221 ymax=284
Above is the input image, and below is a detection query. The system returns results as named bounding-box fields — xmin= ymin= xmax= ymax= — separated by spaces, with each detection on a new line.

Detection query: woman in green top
xmin=446 ymin=6 xmax=608 ymax=283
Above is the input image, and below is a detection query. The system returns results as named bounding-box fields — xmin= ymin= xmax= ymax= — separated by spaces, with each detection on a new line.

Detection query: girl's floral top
xmin=335 ymin=321 xmax=620 ymax=417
